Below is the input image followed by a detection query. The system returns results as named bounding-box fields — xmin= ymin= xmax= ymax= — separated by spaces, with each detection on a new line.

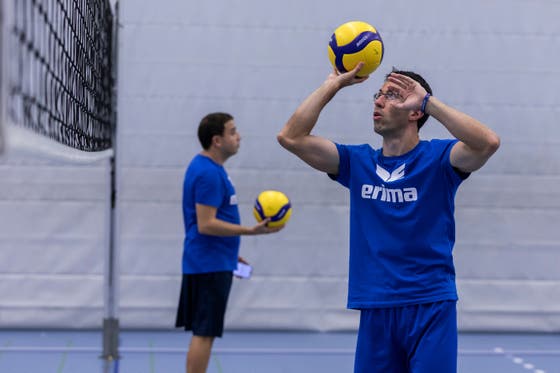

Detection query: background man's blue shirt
xmin=182 ymin=154 xmax=241 ymax=274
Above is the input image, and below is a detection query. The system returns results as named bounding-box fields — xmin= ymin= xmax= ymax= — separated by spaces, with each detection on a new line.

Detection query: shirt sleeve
xmin=194 ymin=169 xmax=225 ymax=208
xmin=437 ymin=139 xmax=470 ymax=184
xmin=327 ymin=143 xmax=351 ymax=188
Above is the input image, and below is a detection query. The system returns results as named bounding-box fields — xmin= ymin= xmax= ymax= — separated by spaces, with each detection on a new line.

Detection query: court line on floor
xmin=149 ymin=341 xmax=156 ymax=373
xmin=495 ymin=347 xmax=549 ymax=373
xmin=56 ymin=341 xmax=72 ymax=373
xmin=212 ymin=355 xmax=224 ymax=373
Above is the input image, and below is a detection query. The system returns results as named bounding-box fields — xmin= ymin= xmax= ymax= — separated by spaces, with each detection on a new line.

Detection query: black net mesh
xmin=8 ymin=0 xmax=114 ymax=152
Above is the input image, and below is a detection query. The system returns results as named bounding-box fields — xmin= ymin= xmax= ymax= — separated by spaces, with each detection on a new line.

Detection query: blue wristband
xmin=421 ymin=93 xmax=431 ymax=114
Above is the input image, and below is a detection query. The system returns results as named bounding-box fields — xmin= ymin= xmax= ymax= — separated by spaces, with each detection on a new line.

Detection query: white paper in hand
xmin=233 ymin=262 xmax=252 ymax=279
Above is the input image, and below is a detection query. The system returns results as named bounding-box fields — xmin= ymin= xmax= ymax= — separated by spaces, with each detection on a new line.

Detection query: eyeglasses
xmin=373 ymin=90 xmax=403 ymax=101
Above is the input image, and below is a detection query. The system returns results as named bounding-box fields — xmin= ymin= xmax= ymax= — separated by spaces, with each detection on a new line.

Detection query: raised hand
xmin=386 ymin=73 xmax=428 ymax=112
xmin=328 ymin=62 xmax=369 ymax=88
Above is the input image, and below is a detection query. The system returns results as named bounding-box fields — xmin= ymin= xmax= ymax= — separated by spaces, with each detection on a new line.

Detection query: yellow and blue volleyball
xmin=253 ymin=190 xmax=292 ymax=228
xmin=327 ymin=21 xmax=384 ymax=78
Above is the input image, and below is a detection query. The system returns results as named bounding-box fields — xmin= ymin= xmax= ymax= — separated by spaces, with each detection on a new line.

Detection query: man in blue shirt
xmin=277 ymin=64 xmax=500 ymax=372
xmin=177 ymin=112 xmax=282 ymax=373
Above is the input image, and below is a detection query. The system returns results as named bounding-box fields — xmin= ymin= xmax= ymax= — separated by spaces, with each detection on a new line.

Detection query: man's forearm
xmin=279 ymin=79 xmax=340 ymax=141
xmin=426 ymin=96 xmax=498 ymax=152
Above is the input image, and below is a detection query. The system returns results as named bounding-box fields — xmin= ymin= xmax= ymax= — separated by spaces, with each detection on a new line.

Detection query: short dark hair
xmin=387 ymin=68 xmax=433 ymax=130
xmin=197 ymin=112 xmax=234 ymax=150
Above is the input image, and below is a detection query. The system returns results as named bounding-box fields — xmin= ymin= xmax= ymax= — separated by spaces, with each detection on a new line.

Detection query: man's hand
xmin=249 ymin=218 xmax=284 ymax=235
xmin=386 ymin=73 xmax=428 ymax=112
xmin=328 ymin=62 xmax=369 ymax=88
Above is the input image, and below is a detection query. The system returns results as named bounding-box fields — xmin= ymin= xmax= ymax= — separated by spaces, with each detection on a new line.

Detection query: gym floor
xmin=0 ymin=330 xmax=558 ymax=373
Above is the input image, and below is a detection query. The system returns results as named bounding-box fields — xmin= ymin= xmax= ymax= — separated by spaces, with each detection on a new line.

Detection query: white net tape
xmin=4 ymin=124 xmax=113 ymax=164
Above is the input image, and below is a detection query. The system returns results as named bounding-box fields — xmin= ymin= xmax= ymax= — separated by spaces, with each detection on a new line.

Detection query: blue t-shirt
xmin=182 ymin=154 xmax=241 ymax=274
xmin=332 ymin=139 xmax=468 ymax=309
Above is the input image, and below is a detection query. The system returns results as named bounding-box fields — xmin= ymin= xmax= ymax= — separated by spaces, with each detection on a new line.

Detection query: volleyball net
xmin=2 ymin=0 xmax=115 ymax=161
xmin=1 ymin=0 xmax=119 ymax=365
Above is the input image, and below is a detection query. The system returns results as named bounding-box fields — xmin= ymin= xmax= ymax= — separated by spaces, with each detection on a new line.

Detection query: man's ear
xmin=409 ymin=110 xmax=424 ymax=122
xmin=211 ymin=134 xmax=222 ymax=148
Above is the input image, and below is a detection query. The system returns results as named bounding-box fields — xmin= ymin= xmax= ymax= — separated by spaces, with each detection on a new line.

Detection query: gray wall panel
xmin=115 ymin=0 xmax=560 ymax=331
xmin=2 ymin=0 xmax=556 ymax=330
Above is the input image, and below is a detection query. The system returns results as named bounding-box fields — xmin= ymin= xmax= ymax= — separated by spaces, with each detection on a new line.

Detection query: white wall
xmin=0 ymin=152 xmax=110 ymax=327
xmin=1 ymin=0 xmax=559 ymax=331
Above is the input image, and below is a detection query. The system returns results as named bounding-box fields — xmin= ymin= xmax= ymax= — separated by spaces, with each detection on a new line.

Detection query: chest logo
xmin=376 ymin=163 xmax=405 ymax=183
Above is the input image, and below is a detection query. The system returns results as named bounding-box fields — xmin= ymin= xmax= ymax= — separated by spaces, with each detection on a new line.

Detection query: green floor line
xmin=56 ymin=340 xmax=73 ymax=373
xmin=213 ymin=355 xmax=224 ymax=373
xmin=149 ymin=340 xmax=156 ymax=373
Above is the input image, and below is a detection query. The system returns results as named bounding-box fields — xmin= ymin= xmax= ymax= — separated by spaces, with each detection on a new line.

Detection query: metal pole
xmin=0 ymin=0 xmax=6 ymax=155
xmin=102 ymin=0 xmax=120 ymax=366
xmin=102 ymin=154 xmax=119 ymax=362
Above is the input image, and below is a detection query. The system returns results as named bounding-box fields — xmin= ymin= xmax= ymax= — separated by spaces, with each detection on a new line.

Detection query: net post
xmin=102 ymin=154 xmax=120 ymax=361
xmin=0 ymin=0 xmax=5 ymax=155
xmin=102 ymin=317 xmax=120 ymax=360
xmin=102 ymin=0 xmax=120 ymax=364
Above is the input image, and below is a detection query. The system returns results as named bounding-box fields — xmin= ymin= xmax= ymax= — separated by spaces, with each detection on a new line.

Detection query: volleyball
xmin=327 ymin=21 xmax=384 ymax=78
xmin=253 ymin=190 xmax=292 ymax=228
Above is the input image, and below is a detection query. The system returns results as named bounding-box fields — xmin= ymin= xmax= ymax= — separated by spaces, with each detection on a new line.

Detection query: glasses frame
xmin=373 ymin=90 xmax=403 ymax=102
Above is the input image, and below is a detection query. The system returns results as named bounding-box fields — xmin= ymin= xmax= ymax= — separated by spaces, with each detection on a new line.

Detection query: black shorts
xmin=175 ymin=271 xmax=233 ymax=337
